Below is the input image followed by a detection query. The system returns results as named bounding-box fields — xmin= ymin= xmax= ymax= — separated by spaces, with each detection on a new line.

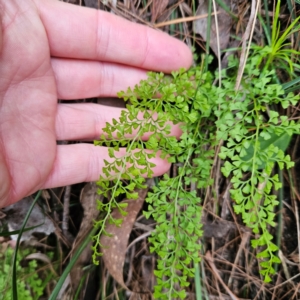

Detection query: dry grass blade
xmin=205 ymin=251 xmax=240 ymax=300
xmin=155 ymin=11 xmax=220 ymax=28
xmin=227 ymin=232 xmax=250 ymax=290
xmin=235 ymin=0 xmax=260 ymax=90
xmin=62 ymin=185 xmax=74 ymax=244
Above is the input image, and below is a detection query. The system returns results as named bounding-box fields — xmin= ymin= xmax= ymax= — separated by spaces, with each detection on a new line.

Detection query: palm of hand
xmin=0 ymin=0 xmax=192 ymax=207
xmin=0 ymin=1 xmax=57 ymax=206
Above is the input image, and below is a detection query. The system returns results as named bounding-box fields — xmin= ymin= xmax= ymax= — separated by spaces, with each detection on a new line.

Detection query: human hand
xmin=0 ymin=0 xmax=192 ymax=207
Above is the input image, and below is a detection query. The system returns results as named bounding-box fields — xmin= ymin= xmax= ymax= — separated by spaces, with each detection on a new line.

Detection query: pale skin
xmin=0 ymin=0 xmax=193 ymax=208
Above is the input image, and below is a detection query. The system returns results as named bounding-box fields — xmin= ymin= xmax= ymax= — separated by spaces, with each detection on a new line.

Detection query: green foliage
xmin=216 ymin=54 xmax=300 ymax=281
xmin=94 ymin=51 xmax=300 ymax=295
xmin=256 ymin=0 xmax=300 ymax=76
xmin=94 ymin=67 xmax=216 ymax=298
xmin=0 ymin=246 xmax=46 ymax=300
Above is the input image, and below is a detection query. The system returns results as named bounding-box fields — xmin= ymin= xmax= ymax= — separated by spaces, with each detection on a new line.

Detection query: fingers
xmin=0 ymin=12 xmax=2 ymax=55
xmin=51 ymin=58 xmax=148 ymax=99
xmin=55 ymin=103 xmax=182 ymax=141
xmin=43 ymin=144 xmax=171 ymax=189
xmin=55 ymin=103 xmax=121 ymax=140
xmin=35 ymin=0 xmax=193 ymax=72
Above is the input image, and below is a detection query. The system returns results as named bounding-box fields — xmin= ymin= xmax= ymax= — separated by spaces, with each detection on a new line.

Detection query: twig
xmin=179 ymin=3 xmax=192 ymax=48
xmin=212 ymin=0 xmax=221 ymax=86
xmin=235 ymin=0 xmax=260 ymax=90
xmin=270 ymin=272 xmax=300 ymax=290
xmin=293 ymin=197 xmax=300 ymax=272
xmin=62 ymin=185 xmax=74 ymax=244
xmin=127 ymin=231 xmax=152 ymax=251
xmin=205 ymin=251 xmax=240 ymax=300
xmin=228 ymin=232 xmax=250 ymax=290
xmin=154 ymin=11 xmax=221 ymax=28
xmin=278 ymin=250 xmax=292 ymax=283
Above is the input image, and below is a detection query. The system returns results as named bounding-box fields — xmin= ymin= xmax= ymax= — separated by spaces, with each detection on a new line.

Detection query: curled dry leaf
xmin=193 ymin=0 xmax=232 ymax=56
xmin=2 ymin=196 xmax=55 ymax=242
xmin=100 ymin=187 xmax=148 ymax=291
xmin=25 ymin=252 xmax=58 ymax=277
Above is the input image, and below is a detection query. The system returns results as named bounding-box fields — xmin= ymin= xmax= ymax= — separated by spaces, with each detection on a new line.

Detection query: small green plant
xmin=256 ymin=0 xmax=300 ymax=76
xmin=93 ymin=65 xmax=216 ymax=299
xmin=217 ymin=54 xmax=299 ymax=282
xmin=0 ymin=246 xmax=46 ymax=300
xmin=93 ymin=47 xmax=300 ymax=297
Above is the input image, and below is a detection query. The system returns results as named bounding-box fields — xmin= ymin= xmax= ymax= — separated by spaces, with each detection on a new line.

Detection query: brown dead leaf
xmin=193 ymin=0 xmax=232 ymax=56
xmin=151 ymin=0 xmax=169 ymax=23
xmin=101 ymin=188 xmax=148 ymax=291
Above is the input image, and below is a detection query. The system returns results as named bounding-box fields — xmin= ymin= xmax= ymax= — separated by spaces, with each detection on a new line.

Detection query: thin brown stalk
xmin=235 ymin=0 xmax=260 ymax=90
xmin=205 ymin=251 xmax=240 ymax=300
xmin=154 ymin=11 xmax=221 ymax=28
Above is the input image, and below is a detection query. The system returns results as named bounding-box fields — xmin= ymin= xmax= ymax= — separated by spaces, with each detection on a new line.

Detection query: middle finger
xmin=51 ymin=58 xmax=148 ymax=100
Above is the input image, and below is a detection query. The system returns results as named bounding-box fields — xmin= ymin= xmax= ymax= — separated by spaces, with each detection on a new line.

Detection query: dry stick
xmin=205 ymin=251 xmax=240 ymax=300
xmin=211 ymin=0 xmax=223 ymax=223
xmin=179 ymin=3 xmax=192 ymax=49
xmin=125 ymin=243 xmax=135 ymax=287
xmin=271 ymin=270 xmax=283 ymax=300
xmin=126 ymin=231 xmax=152 ymax=251
xmin=212 ymin=0 xmax=222 ymax=87
xmin=278 ymin=250 xmax=292 ymax=283
xmin=154 ymin=11 xmax=221 ymax=28
xmin=138 ymin=0 xmax=153 ymax=17
xmin=111 ymin=4 xmax=153 ymax=27
xmin=62 ymin=185 xmax=71 ymax=233
xmin=62 ymin=185 xmax=74 ymax=244
xmin=287 ymin=166 xmax=300 ymax=272
xmin=293 ymin=196 xmax=300 ymax=272
xmin=235 ymin=0 xmax=260 ymax=91
xmin=220 ymin=183 xmax=231 ymax=220
xmin=271 ymin=249 xmax=298 ymax=300
xmin=291 ymin=287 xmax=300 ymax=300
xmin=269 ymin=272 xmax=300 ymax=291
xmin=215 ymin=275 xmax=223 ymax=300
xmin=253 ymin=283 xmax=268 ymax=300
xmin=204 ymin=139 xmax=224 ymax=207
xmin=227 ymin=232 xmax=251 ymax=290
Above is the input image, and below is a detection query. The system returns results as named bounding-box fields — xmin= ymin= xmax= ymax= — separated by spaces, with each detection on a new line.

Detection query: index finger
xmin=35 ymin=0 xmax=193 ymax=72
